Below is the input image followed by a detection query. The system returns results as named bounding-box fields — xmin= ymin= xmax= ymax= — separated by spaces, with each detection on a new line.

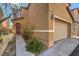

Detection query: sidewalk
xmin=0 ymin=34 xmax=13 ymax=56
xmin=16 ymin=35 xmax=34 ymax=56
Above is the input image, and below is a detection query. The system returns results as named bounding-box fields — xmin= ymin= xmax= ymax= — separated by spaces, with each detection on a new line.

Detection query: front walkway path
xmin=39 ymin=38 xmax=79 ymax=56
xmin=16 ymin=35 xmax=34 ymax=56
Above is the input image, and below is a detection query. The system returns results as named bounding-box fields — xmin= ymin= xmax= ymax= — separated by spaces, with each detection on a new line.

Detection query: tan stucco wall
xmin=71 ymin=9 xmax=79 ymax=36
xmin=13 ymin=9 xmax=29 ymax=34
xmin=48 ymin=3 xmax=73 ymax=47
xmin=28 ymin=3 xmax=49 ymax=30
xmin=74 ymin=23 xmax=79 ymax=36
xmin=28 ymin=3 xmax=49 ymax=47
xmin=13 ymin=3 xmax=49 ymax=47
xmin=49 ymin=3 xmax=72 ymax=23
xmin=14 ymin=3 xmax=73 ymax=47
xmin=71 ymin=22 xmax=79 ymax=36
xmin=33 ymin=32 xmax=49 ymax=47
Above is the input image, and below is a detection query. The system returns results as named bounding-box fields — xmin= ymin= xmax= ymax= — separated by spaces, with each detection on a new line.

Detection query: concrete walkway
xmin=39 ymin=38 xmax=79 ymax=56
xmin=16 ymin=35 xmax=34 ymax=56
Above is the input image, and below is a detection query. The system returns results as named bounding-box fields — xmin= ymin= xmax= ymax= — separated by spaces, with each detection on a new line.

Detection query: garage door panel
xmin=54 ymin=21 xmax=68 ymax=42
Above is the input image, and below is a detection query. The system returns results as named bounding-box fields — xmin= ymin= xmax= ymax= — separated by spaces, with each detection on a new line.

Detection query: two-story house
xmin=13 ymin=3 xmax=75 ymax=47
xmin=71 ymin=8 xmax=79 ymax=36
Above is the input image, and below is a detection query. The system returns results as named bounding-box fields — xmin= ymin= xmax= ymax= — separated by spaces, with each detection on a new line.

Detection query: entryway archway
xmin=15 ymin=23 xmax=21 ymax=35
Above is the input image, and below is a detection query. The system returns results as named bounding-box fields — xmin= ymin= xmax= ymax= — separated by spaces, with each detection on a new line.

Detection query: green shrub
xmin=0 ymin=31 xmax=2 ymax=36
xmin=22 ymin=27 xmax=34 ymax=43
xmin=2 ymin=31 xmax=8 ymax=35
xmin=26 ymin=37 xmax=43 ymax=53
xmin=0 ymin=37 xmax=2 ymax=43
xmin=22 ymin=30 xmax=33 ymax=42
xmin=2 ymin=28 xmax=8 ymax=35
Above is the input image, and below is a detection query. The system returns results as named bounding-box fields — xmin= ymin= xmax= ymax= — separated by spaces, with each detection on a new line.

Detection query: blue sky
xmin=71 ymin=3 xmax=79 ymax=9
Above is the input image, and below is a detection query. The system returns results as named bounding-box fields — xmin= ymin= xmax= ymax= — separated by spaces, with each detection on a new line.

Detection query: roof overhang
xmin=66 ymin=6 xmax=75 ymax=22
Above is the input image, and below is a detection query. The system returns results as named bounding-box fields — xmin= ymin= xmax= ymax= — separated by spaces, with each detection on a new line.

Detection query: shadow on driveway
xmin=69 ymin=45 xmax=79 ymax=56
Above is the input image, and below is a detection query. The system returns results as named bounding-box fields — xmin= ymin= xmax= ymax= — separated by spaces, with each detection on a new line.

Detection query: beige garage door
xmin=54 ymin=21 xmax=68 ymax=42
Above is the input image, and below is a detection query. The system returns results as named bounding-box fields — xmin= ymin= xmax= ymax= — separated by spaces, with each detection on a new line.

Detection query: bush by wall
xmin=22 ymin=26 xmax=34 ymax=43
xmin=22 ymin=30 xmax=33 ymax=43
xmin=26 ymin=37 xmax=43 ymax=54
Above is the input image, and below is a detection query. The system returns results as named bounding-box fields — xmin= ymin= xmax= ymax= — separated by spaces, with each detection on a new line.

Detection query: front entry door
xmin=16 ymin=23 xmax=21 ymax=35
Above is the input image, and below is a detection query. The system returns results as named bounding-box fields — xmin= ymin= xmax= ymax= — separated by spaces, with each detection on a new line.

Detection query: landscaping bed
xmin=22 ymin=27 xmax=47 ymax=56
xmin=26 ymin=37 xmax=47 ymax=56
xmin=2 ymin=36 xmax=16 ymax=56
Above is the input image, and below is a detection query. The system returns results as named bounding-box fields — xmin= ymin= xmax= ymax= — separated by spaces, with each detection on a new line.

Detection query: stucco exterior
xmin=13 ymin=9 xmax=29 ymax=34
xmin=71 ymin=8 xmax=79 ymax=36
xmin=49 ymin=3 xmax=72 ymax=23
xmin=0 ymin=10 xmax=9 ymax=29
xmin=28 ymin=3 xmax=49 ymax=46
xmin=14 ymin=3 xmax=73 ymax=47
xmin=14 ymin=3 xmax=49 ymax=46
xmin=48 ymin=3 xmax=73 ymax=47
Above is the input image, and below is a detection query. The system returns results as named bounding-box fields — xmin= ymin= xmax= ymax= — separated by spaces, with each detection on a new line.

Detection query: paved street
xmin=39 ymin=38 xmax=79 ymax=56
xmin=16 ymin=35 xmax=34 ymax=56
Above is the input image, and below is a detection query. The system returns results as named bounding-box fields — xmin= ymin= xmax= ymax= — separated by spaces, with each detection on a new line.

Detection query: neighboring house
xmin=13 ymin=3 xmax=74 ymax=47
xmin=0 ymin=9 xmax=11 ymax=33
xmin=0 ymin=10 xmax=8 ymax=29
xmin=2 ymin=20 xmax=8 ymax=30
xmin=71 ymin=8 xmax=79 ymax=36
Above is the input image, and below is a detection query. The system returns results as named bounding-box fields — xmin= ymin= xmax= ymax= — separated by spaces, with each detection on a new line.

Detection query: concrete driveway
xmin=39 ymin=38 xmax=79 ymax=56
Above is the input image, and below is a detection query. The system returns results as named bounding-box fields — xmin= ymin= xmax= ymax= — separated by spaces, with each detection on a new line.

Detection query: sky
xmin=70 ymin=3 xmax=79 ymax=9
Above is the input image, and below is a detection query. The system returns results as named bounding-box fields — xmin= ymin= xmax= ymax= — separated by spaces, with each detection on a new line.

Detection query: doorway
xmin=15 ymin=23 xmax=21 ymax=35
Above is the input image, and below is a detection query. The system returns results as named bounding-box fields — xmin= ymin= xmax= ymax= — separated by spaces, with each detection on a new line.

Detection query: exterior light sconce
xmin=49 ymin=9 xmax=54 ymax=20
